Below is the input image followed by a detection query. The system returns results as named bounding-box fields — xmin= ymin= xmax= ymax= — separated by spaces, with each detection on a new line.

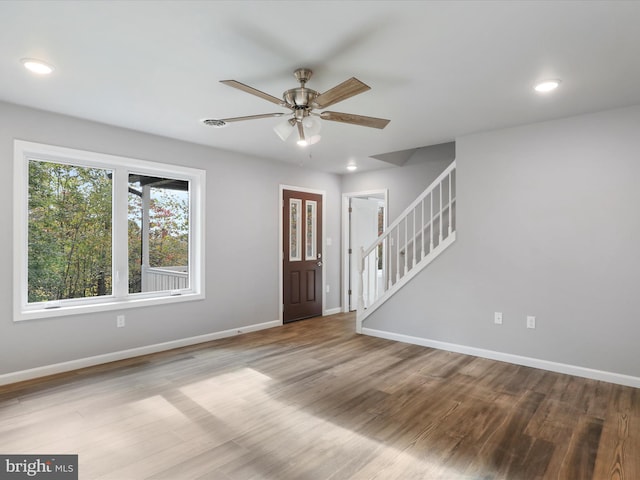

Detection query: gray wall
xmin=0 ymin=101 xmax=342 ymax=376
xmin=341 ymin=142 xmax=455 ymax=220
xmin=364 ymin=105 xmax=640 ymax=378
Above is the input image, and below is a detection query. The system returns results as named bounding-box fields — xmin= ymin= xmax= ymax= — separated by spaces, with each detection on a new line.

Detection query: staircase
xmin=356 ymin=161 xmax=456 ymax=332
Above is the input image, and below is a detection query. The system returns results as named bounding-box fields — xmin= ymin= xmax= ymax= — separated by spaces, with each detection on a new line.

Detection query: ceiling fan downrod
xmin=294 ymin=68 xmax=312 ymax=86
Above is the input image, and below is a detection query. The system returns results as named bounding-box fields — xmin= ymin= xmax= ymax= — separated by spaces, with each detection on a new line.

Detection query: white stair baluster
xmin=383 ymin=237 xmax=389 ymax=293
xmin=396 ymin=226 xmax=400 ymax=283
xmin=430 ymin=191 xmax=434 ymax=252
xmin=404 ymin=217 xmax=408 ymax=276
xmin=412 ymin=208 xmax=417 ymax=268
xmin=421 ymin=198 xmax=425 ymax=259
xmin=374 ymin=241 xmax=379 ymax=303
xmin=448 ymin=171 xmax=453 ymax=237
xmin=387 ymin=236 xmax=392 ymax=290
xmin=438 ymin=182 xmax=443 ymax=243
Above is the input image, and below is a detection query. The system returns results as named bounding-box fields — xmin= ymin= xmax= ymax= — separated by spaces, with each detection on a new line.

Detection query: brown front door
xmin=283 ymin=189 xmax=323 ymax=323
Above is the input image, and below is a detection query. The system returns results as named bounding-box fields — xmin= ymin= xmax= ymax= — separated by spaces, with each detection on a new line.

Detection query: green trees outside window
xmin=28 ymin=161 xmax=190 ymax=303
xmin=28 ymin=160 xmax=112 ymax=303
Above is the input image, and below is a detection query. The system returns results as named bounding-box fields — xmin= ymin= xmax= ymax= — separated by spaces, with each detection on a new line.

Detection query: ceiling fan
xmin=204 ymin=68 xmax=390 ymax=146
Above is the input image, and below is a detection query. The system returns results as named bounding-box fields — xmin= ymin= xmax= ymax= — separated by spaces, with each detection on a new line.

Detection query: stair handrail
xmin=357 ymin=160 xmax=457 ymax=325
xmin=361 ymin=160 xmax=457 ymax=260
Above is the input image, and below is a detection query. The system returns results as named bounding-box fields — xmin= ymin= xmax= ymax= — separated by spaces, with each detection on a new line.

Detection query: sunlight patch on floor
xmin=166 ymin=367 xmax=471 ymax=479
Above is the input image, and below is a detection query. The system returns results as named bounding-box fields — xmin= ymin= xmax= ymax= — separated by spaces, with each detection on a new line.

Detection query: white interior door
xmin=350 ymin=197 xmax=381 ymax=311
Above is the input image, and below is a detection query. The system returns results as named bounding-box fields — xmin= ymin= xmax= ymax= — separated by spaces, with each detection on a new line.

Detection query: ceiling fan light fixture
xmin=297 ymin=117 xmax=322 ymax=147
xmin=297 ymin=137 xmax=321 ymax=147
xmin=308 ymin=135 xmax=321 ymax=145
xmin=274 ymin=119 xmax=294 ymax=141
xmin=302 ymin=115 xmax=322 ymax=136
xmin=347 ymin=164 xmax=358 ymax=171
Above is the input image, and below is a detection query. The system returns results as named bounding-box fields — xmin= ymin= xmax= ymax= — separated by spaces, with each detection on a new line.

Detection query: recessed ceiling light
xmin=21 ymin=58 xmax=55 ymax=75
xmin=347 ymin=165 xmax=358 ymax=172
xmin=534 ymin=80 xmax=560 ymax=93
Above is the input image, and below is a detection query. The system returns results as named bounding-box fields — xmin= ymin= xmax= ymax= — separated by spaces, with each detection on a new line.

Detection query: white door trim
xmin=341 ymin=189 xmax=388 ymax=313
xmin=279 ymin=185 xmax=327 ymax=323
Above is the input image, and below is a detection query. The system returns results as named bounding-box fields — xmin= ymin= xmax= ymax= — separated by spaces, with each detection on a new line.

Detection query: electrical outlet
xmin=527 ymin=316 xmax=536 ymax=329
xmin=116 ymin=315 xmax=125 ymax=328
xmin=494 ymin=312 xmax=503 ymax=325
xmin=326 ymin=285 xmax=330 ymax=293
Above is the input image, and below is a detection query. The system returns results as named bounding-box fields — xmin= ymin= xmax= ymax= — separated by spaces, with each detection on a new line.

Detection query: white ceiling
xmin=2 ymin=1 xmax=640 ymax=174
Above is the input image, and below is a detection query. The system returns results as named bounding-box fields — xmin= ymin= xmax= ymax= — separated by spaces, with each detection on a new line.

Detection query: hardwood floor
xmin=1 ymin=312 xmax=638 ymax=479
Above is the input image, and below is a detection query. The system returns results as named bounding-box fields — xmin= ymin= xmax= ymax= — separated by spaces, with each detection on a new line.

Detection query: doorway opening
xmin=342 ymin=190 xmax=388 ymax=312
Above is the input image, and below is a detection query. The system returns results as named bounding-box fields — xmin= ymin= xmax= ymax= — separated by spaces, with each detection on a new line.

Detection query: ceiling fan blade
xmin=320 ymin=111 xmax=390 ymax=129
xmin=218 ymin=112 xmax=286 ymax=123
xmin=312 ymin=77 xmax=371 ymax=109
xmin=220 ymin=80 xmax=289 ymax=107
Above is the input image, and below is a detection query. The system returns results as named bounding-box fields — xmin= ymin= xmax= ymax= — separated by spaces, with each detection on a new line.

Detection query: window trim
xmin=13 ymin=140 xmax=206 ymax=321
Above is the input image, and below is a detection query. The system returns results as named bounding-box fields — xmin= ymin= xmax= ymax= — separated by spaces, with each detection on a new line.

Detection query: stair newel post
xmin=357 ymin=246 xmax=365 ymax=311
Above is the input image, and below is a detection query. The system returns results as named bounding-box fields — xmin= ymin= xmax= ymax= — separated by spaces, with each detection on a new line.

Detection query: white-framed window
xmin=13 ymin=140 xmax=206 ymax=321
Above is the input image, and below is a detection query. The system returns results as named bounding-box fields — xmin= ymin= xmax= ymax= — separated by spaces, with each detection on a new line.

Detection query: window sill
xmin=14 ymin=292 xmax=205 ymax=322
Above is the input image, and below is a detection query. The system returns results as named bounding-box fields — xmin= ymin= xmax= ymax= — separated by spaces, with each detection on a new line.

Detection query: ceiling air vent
xmin=201 ymin=118 xmax=226 ymax=127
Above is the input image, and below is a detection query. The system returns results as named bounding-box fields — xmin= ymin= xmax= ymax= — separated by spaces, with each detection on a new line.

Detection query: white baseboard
xmin=324 ymin=307 xmax=342 ymax=316
xmin=361 ymin=327 xmax=640 ymax=389
xmin=0 ymin=320 xmax=281 ymax=386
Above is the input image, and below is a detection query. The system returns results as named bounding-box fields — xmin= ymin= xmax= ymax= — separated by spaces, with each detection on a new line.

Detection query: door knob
xmin=317 ymin=261 xmax=323 ymax=267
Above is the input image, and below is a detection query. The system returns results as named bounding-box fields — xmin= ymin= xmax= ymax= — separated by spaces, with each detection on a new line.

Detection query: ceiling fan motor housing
xmin=285 ymin=68 xmax=318 ymax=122
xmin=284 ymin=87 xmax=319 ymax=110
